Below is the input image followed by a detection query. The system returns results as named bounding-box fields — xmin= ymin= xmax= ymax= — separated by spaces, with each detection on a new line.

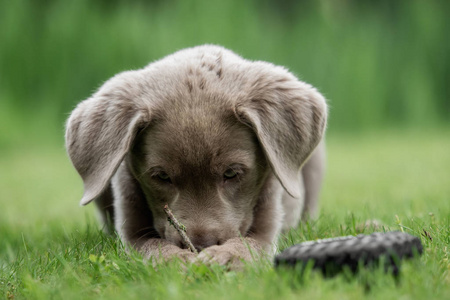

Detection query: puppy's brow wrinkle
xmin=215 ymin=53 xmax=223 ymax=78
xmin=185 ymin=80 xmax=193 ymax=93
xmin=199 ymin=78 xmax=206 ymax=90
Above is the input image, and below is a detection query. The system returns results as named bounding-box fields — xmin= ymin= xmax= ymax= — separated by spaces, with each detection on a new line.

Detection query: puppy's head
xmin=66 ymin=45 xmax=327 ymax=251
xmin=128 ymin=105 xmax=268 ymax=250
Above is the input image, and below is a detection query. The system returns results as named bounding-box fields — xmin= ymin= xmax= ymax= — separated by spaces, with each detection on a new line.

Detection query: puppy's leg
xmin=94 ymin=184 xmax=115 ymax=234
xmin=113 ymin=163 xmax=196 ymax=264
xmin=281 ymin=176 xmax=304 ymax=231
xmin=301 ymin=140 xmax=326 ymax=220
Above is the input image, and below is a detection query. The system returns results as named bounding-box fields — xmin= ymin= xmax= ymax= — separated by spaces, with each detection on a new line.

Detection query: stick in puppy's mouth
xmin=163 ymin=204 xmax=199 ymax=254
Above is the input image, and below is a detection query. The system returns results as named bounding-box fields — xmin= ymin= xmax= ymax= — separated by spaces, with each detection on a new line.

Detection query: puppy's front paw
xmin=176 ymin=249 xmax=197 ymax=263
xmin=148 ymin=249 xmax=197 ymax=268
xmin=146 ymin=249 xmax=197 ymax=270
xmin=139 ymin=240 xmax=197 ymax=265
xmin=197 ymin=238 xmax=260 ymax=270
xmin=169 ymin=248 xmax=198 ymax=264
xmin=197 ymin=245 xmax=243 ymax=269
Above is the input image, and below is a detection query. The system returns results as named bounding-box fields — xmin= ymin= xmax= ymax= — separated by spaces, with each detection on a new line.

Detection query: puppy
xmin=65 ymin=45 xmax=327 ymax=267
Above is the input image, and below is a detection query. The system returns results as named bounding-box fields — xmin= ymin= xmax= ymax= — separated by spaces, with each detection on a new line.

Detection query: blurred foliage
xmin=1 ymin=0 xmax=449 ymax=146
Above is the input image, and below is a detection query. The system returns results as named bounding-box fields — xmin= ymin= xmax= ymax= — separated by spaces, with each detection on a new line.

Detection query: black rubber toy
xmin=275 ymin=231 xmax=423 ymax=277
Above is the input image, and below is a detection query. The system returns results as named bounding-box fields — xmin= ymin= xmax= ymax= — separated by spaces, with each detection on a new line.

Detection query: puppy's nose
xmin=191 ymin=235 xmax=219 ymax=252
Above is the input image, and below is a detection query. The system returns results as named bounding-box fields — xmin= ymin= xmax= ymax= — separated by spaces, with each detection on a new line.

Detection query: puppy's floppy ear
xmin=234 ymin=65 xmax=327 ymax=198
xmin=66 ymin=71 xmax=150 ymax=206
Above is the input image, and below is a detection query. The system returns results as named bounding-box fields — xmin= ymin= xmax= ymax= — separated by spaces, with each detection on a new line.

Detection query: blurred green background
xmin=1 ymin=0 xmax=449 ymax=150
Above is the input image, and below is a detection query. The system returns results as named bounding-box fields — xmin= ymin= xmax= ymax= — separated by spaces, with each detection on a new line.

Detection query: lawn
xmin=1 ymin=0 xmax=449 ymax=298
xmin=1 ymin=129 xmax=449 ymax=299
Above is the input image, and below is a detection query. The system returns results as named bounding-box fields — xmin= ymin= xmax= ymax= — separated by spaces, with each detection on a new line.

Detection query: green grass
xmin=1 ymin=129 xmax=449 ymax=299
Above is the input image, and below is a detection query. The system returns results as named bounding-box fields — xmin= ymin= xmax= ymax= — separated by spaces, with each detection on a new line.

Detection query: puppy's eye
xmin=156 ymin=171 xmax=171 ymax=183
xmin=223 ymin=169 xmax=238 ymax=180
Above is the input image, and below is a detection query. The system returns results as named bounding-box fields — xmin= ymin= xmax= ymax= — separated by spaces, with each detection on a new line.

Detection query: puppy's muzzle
xmin=189 ymin=231 xmax=220 ymax=252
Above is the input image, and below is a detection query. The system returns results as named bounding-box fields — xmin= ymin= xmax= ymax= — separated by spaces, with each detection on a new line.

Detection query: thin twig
xmin=163 ymin=204 xmax=198 ymax=254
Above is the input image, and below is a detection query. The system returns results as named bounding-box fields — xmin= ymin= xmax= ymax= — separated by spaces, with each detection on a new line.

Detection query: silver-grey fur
xmin=66 ymin=45 xmax=327 ymax=268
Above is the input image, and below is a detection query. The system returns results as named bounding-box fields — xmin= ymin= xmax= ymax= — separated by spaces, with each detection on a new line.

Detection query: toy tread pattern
xmin=274 ymin=231 xmax=423 ymax=276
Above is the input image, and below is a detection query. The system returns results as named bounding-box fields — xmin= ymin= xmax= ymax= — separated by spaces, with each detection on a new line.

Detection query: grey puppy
xmin=66 ymin=45 xmax=327 ymax=267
